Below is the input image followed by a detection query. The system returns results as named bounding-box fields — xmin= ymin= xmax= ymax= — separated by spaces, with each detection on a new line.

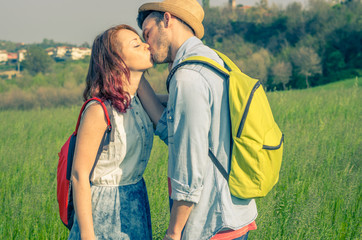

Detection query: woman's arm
xmin=71 ymin=103 xmax=107 ymax=240
xmin=137 ymin=74 xmax=165 ymax=125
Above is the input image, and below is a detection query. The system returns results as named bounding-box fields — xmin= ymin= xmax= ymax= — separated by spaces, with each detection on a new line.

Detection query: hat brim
xmin=139 ymin=2 xmax=204 ymax=39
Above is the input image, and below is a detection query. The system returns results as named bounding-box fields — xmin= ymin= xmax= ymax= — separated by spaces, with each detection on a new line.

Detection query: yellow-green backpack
xmin=167 ymin=50 xmax=284 ymax=199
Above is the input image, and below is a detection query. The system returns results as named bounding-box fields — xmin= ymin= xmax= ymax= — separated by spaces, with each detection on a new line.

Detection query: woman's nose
xmin=144 ymin=42 xmax=150 ymax=50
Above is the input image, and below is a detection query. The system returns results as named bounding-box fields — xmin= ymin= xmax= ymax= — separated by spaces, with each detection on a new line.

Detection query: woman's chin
xmin=139 ymin=64 xmax=154 ymax=72
xmin=147 ymin=61 xmax=154 ymax=69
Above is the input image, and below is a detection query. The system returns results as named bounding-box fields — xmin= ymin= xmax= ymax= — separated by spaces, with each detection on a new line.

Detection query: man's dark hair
xmin=137 ymin=11 xmax=162 ymax=29
xmin=137 ymin=11 xmax=195 ymax=35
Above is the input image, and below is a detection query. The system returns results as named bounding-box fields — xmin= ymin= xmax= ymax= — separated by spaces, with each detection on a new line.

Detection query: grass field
xmin=0 ymin=78 xmax=361 ymax=239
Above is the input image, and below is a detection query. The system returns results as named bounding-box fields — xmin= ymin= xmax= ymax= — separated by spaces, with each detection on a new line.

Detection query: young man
xmin=136 ymin=0 xmax=258 ymax=239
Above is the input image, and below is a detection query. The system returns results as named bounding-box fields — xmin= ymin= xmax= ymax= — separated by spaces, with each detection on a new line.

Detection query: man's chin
xmin=152 ymin=58 xmax=167 ymax=65
xmin=151 ymin=54 xmax=166 ymax=64
xmin=151 ymin=55 xmax=159 ymax=64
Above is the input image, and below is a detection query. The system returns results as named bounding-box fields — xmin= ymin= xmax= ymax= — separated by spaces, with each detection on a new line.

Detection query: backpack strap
xmin=74 ymin=97 xmax=112 ymax=135
xmin=73 ymin=97 xmax=112 ymax=180
xmin=166 ymin=52 xmax=233 ymax=181
xmin=166 ymin=55 xmax=230 ymax=92
xmin=208 ymin=150 xmax=229 ymax=181
xmin=213 ymin=49 xmax=242 ymax=73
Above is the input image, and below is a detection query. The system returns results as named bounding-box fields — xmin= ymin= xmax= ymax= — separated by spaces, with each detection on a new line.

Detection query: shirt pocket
xmin=167 ymin=106 xmax=175 ymax=144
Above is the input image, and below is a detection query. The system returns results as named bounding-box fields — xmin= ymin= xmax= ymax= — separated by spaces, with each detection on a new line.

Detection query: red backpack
xmin=57 ymin=97 xmax=112 ymax=229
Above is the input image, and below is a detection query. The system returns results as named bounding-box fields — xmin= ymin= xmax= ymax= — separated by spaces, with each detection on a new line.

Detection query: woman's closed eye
xmin=130 ymin=38 xmax=142 ymax=48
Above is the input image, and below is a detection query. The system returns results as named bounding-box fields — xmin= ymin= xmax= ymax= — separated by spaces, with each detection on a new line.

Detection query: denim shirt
xmin=155 ymin=37 xmax=258 ymax=240
xmin=85 ymin=96 xmax=154 ymax=186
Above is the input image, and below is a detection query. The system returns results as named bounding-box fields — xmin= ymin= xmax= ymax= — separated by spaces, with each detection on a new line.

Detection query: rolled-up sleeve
xmin=155 ymin=109 xmax=168 ymax=144
xmin=168 ymin=67 xmax=211 ymax=204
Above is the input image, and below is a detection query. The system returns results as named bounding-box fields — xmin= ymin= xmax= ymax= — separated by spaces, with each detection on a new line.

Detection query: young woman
xmin=68 ymin=24 xmax=154 ymax=240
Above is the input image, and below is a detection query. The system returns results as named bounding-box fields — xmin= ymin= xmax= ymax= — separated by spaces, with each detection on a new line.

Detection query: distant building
xmin=238 ymin=5 xmax=252 ymax=11
xmin=46 ymin=47 xmax=55 ymax=56
xmin=53 ymin=46 xmax=68 ymax=60
xmin=0 ymin=50 xmax=26 ymax=64
xmin=49 ymin=46 xmax=91 ymax=61
xmin=331 ymin=0 xmax=355 ymax=4
xmin=0 ymin=50 xmax=8 ymax=62
xmin=0 ymin=46 xmax=91 ymax=63
xmin=65 ymin=47 xmax=91 ymax=60
xmin=18 ymin=49 xmax=27 ymax=62
xmin=7 ymin=52 xmax=18 ymax=64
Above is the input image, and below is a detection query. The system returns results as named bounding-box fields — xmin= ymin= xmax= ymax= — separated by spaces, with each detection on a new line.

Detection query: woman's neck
xmin=127 ymin=71 xmax=143 ymax=96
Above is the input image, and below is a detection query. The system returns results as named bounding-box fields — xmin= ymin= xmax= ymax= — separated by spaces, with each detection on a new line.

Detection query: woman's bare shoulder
xmin=82 ymin=101 xmax=108 ymax=128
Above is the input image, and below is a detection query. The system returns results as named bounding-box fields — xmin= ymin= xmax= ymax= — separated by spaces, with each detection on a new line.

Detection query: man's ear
xmin=163 ymin=12 xmax=172 ymax=28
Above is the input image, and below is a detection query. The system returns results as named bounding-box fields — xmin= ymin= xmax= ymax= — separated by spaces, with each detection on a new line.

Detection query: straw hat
xmin=138 ymin=0 xmax=205 ymax=39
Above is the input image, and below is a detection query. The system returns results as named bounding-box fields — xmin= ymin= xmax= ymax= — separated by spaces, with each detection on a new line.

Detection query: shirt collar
xmin=172 ymin=36 xmax=203 ymax=69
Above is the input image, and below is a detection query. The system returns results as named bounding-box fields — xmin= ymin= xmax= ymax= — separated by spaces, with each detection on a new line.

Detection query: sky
xmin=0 ymin=0 xmax=307 ymax=46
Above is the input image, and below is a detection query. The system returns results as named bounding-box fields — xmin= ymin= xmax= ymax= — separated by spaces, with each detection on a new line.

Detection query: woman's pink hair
xmin=83 ymin=24 xmax=139 ymax=113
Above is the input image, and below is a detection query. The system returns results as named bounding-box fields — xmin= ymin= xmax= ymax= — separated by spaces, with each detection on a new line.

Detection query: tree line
xmin=1 ymin=0 xmax=361 ymax=110
xmin=3 ymin=0 xmax=361 ymax=91
xmin=202 ymin=0 xmax=361 ymax=89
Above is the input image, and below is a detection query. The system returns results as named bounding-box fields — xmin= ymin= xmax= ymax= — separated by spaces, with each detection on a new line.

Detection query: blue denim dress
xmin=68 ymin=96 xmax=154 ymax=240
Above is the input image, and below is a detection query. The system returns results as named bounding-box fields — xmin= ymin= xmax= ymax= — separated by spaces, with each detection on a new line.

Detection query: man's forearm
xmin=166 ymin=200 xmax=194 ymax=240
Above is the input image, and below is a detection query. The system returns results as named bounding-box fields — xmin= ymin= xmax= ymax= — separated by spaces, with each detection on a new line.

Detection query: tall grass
xmin=251 ymin=77 xmax=361 ymax=239
xmin=0 ymin=106 xmax=79 ymax=239
xmin=0 ymin=79 xmax=360 ymax=239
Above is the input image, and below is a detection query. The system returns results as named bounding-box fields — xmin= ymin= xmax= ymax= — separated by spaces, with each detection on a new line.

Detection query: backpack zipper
xmin=236 ymin=81 xmax=261 ymax=138
xmin=263 ymin=134 xmax=284 ymax=150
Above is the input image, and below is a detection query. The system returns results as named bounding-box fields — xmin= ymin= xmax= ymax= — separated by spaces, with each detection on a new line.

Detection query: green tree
xmin=202 ymin=7 xmax=233 ymax=46
xmin=291 ymin=47 xmax=322 ymax=88
xmin=257 ymin=0 xmax=268 ymax=8
xmin=39 ymin=38 xmax=56 ymax=48
xmin=0 ymin=40 xmax=18 ymax=51
xmin=202 ymin=0 xmax=210 ymax=9
xmin=80 ymin=42 xmax=90 ymax=48
xmin=22 ymin=46 xmax=54 ymax=75
xmin=324 ymin=49 xmax=346 ymax=76
xmin=285 ymin=2 xmax=305 ymax=45
xmin=243 ymin=49 xmax=271 ymax=86
xmin=271 ymin=61 xmax=292 ymax=90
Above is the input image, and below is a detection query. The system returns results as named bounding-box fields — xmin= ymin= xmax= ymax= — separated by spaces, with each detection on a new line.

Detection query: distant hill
xmin=311 ymin=77 xmax=361 ymax=90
